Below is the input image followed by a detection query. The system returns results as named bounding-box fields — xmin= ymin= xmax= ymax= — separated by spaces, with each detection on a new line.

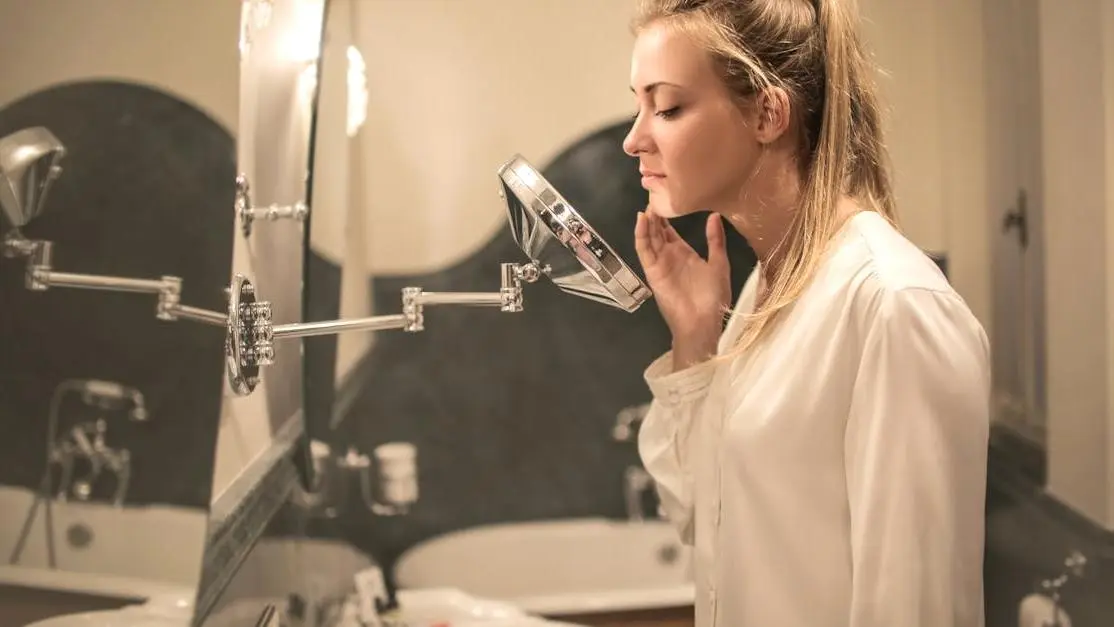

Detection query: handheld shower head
xmin=0 ymin=127 xmax=66 ymax=234
xmin=79 ymin=380 xmax=149 ymax=422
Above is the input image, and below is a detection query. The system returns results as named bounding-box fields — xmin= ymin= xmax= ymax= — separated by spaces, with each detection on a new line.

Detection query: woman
xmin=625 ymin=1 xmax=991 ymax=626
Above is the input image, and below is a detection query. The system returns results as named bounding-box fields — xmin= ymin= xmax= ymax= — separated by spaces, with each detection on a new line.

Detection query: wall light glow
xmin=346 ymin=46 xmax=368 ymax=138
xmin=286 ymin=0 xmax=326 ymax=64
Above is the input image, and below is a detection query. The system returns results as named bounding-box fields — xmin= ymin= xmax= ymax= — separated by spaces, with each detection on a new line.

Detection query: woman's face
xmin=623 ymin=22 xmax=761 ymax=218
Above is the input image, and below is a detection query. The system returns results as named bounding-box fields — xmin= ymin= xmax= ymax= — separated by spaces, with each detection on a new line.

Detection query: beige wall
xmin=351 ymin=0 xmax=643 ymax=276
xmin=1107 ymin=0 xmax=1114 ymax=529
xmin=0 ymin=0 xmax=239 ymax=131
xmin=1039 ymin=0 xmax=1114 ymax=529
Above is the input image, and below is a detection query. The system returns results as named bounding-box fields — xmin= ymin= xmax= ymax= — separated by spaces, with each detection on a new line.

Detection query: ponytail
xmin=727 ymin=0 xmax=861 ymax=354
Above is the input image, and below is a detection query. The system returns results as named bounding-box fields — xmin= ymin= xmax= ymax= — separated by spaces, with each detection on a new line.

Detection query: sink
xmin=204 ymin=588 xmax=584 ymax=627
xmin=395 ymin=517 xmax=694 ymax=616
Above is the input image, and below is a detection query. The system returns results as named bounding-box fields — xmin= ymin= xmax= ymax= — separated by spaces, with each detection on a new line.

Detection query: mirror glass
xmin=0 ymin=1 xmax=240 ymax=625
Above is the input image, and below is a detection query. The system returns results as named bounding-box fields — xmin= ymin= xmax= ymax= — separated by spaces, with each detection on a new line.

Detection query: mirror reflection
xmin=0 ymin=1 xmax=240 ymax=625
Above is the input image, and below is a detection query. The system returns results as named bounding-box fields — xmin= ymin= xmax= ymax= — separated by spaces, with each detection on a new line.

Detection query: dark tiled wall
xmin=0 ymin=81 xmax=235 ymax=509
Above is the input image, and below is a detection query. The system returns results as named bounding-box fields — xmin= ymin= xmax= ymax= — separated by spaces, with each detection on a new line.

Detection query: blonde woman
xmin=627 ymin=1 xmax=991 ymax=625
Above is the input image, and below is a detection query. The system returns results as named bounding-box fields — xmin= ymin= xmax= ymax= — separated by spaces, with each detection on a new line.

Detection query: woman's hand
xmin=634 ymin=210 xmax=731 ymax=368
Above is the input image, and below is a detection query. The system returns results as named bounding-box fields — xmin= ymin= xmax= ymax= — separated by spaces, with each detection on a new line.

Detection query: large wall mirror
xmin=0 ymin=0 xmax=331 ymax=626
xmin=0 ymin=1 xmax=240 ymax=626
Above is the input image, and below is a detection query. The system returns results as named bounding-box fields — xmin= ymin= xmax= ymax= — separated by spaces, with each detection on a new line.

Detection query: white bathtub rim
xmin=403 ymin=517 xmax=659 ymax=544
xmin=507 ymin=583 xmax=695 ymax=616
xmin=395 ymin=517 xmax=695 ymax=616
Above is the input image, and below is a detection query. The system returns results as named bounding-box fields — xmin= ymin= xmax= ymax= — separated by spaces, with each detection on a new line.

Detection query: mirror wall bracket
xmin=236 ymin=173 xmax=309 ymax=238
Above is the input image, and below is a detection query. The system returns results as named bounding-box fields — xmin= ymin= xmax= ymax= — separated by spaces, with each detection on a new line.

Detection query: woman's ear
xmin=754 ymin=87 xmax=792 ymax=144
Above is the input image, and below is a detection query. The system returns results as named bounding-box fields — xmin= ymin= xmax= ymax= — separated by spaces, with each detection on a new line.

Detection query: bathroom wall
xmin=0 ymin=0 xmax=239 ymax=510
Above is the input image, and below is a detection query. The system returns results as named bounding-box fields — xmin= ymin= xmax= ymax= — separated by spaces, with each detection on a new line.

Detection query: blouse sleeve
xmin=844 ymin=286 xmax=991 ymax=627
xmin=638 ymin=350 xmax=718 ymax=545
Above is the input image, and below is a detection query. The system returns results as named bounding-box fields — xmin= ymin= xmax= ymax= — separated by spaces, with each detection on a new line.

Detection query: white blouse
xmin=639 ymin=211 xmax=991 ymax=627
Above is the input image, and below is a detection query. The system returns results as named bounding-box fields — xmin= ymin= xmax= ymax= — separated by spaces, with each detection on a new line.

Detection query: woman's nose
xmin=622 ymin=119 xmax=644 ymax=157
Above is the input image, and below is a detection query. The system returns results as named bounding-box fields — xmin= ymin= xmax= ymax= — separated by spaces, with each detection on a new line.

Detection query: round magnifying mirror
xmin=497 ymin=154 xmax=652 ymax=313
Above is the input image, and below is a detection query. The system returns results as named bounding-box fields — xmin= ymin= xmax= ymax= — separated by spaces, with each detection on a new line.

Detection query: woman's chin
xmin=648 ymin=196 xmax=695 ymax=219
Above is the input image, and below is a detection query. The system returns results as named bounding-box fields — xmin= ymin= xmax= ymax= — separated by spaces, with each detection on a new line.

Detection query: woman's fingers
xmin=660 ymin=215 xmax=681 ymax=243
xmin=647 ymin=210 xmax=664 ymax=253
xmin=634 ymin=211 xmax=657 ymax=265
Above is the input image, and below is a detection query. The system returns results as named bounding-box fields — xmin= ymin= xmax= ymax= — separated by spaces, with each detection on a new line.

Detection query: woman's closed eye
xmin=630 ymin=106 xmax=682 ymax=121
xmin=656 ymin=106 xmax=681 ymax=119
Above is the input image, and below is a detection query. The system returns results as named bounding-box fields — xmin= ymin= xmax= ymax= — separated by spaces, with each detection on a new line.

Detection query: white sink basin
xmin=395 ymin=517 xmax=694 ymax=616
xmin=25 ymin=588 xmax=582 ymax=627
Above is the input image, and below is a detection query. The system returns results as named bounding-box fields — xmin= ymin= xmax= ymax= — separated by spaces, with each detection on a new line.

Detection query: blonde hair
xmin=632 ymin=0 xmax=897 ymax=355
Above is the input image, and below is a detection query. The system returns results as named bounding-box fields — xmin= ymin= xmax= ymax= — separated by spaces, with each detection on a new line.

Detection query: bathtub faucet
xmin=51 ymin=419 xmax=131 ymax=506
xmin=624 ymin=466 xmax=661 ymax=522
xmin=612 ymin=402 xmax=650 ymax=442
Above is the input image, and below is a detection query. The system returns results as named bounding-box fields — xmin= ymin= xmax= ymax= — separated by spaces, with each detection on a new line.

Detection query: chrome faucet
xmin=51 ymin=419 xmax=131 ymax=506
xmin=612 ymin=402 xmax=650 ymax=442
xmin=614 ymin=402 xmax=661 ymax=521
xmin=623 ymin=466 xmax=657 ymax=522
xmin=43 ymin=379 xmax=145 ymax=507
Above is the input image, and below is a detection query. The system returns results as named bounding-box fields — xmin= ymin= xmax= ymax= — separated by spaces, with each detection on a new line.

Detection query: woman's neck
xmin=722 ymin=188 xmax=864 ymax=288
xmin=720 ymin=165 xmax=802 ymax=283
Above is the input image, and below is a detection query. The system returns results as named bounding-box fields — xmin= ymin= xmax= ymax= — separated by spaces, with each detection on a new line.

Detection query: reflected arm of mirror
xmin=1 ymin=236 xmax=227 ymax=326
xmin=0 ymin=126 xmax=229 ymax=325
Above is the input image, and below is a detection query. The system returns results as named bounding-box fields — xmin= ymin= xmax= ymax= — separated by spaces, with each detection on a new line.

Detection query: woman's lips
xmin=641 ymin=173 xmax=664 ymax=188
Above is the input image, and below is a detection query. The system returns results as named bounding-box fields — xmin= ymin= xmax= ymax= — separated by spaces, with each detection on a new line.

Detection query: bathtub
xmin=0 ymin=484 xmax=209 ymax=589
xmin=394 ymin=518 xmax=695 ymax=617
